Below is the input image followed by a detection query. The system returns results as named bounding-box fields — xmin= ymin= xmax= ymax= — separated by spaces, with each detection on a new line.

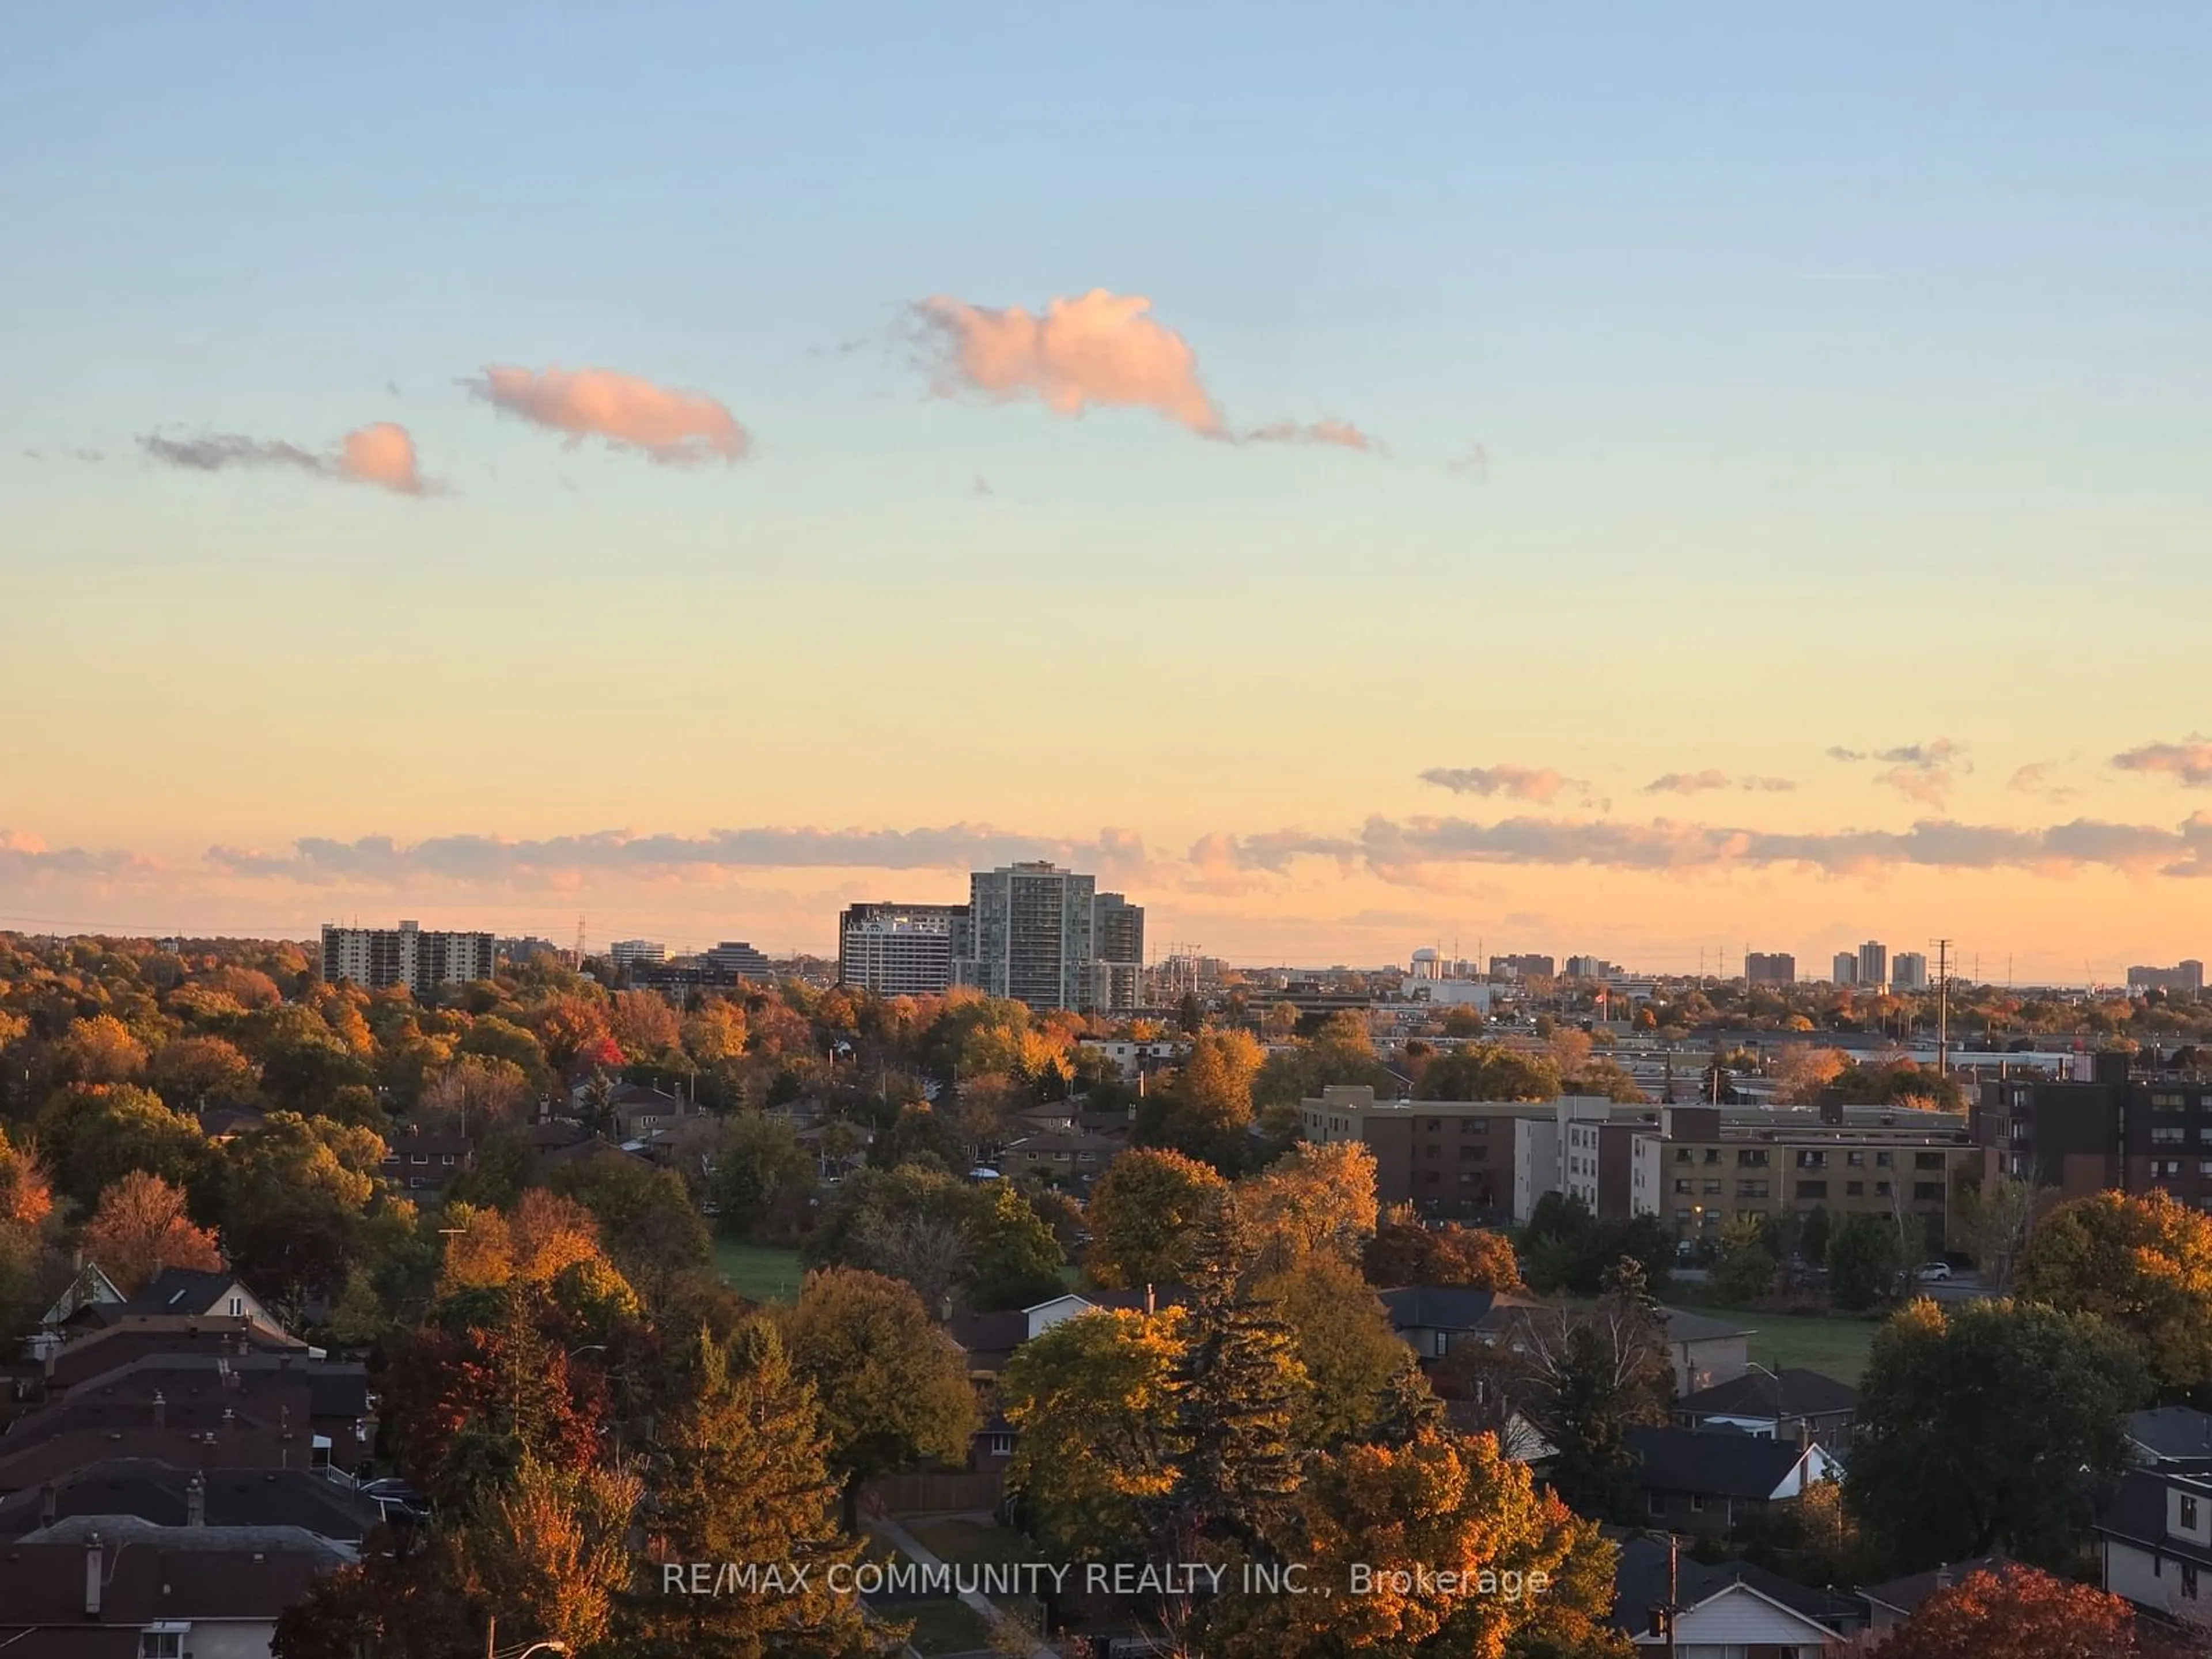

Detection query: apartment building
xmin=838 ymin=902 xmax=968 ymax=997
xmin=1745 ymin=952 xmax=1797 ymax=987
xmin=1831 ymin=952 xmax=1858 ymax=987
xmin=1977 ymin=1055 xmax=2212 ymax=1210
xmin=1301 ymin=1085 xmax=1619 ymax=1222
xmin=956 ymin=862 xmax=1143 ymax=1012
xmin=1892 ymin=951 xmax=1929 ymax=991
xmin=609 ymin=939 xmax=666 ymax=968
xmin=2130 ymin=961 xmax=2206 ymax=997
xmin=319 ymin=921 xmax=494 ymax=994
xmin=1857 ymin=940 xmax=1889 ymax=992
xmin=1630 ymin=1103 xmax=1974 ymax=1253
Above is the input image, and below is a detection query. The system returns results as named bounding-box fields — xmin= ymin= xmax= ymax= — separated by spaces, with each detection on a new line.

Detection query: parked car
xmin=1916 ymin=1260 xmax=1953 ymax=1282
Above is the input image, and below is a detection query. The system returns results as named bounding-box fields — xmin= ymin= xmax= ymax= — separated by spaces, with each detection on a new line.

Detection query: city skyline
xmin=6 ymin=6 xmax=2210 ymax=976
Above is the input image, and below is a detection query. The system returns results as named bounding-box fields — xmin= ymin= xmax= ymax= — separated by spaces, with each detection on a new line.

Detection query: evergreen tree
xmin=616 ymin=1319 xmax=884 ymax=1658
xmin=1160 ymin=1196 xmax=1308 ymax=1552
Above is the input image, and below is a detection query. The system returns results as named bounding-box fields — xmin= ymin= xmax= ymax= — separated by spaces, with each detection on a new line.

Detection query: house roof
xmin=2098 ymin=1468 xmax=2212 ymax=1568
xmin=1858 ymin=1556 xmax=2005 ymax=1618
xmin=0 ymin=1534 xmax=342 ymax=1632
xmin=0 ymin=1461 xmax=381 ymax=1541
xmin=945 ymin=1310 xmax=1028 ymax=1363
xmin=1377 ymin=1286 xmax=1508 ymax=1332
xmin=1612 ymin=1536 xmax=1857 ymax=1637
xmin=1628 ymin=1425 xmax=1816 ymax=1499
xmin=1679 ymin=1367 xmax=1859 ymax=1420
xmin=1003 ymin=1131 xmax=1123 ymax=1154
xmin=44 ymin=1319 xmax=306 ymax=1391
xmin=54 ymin=1353 xmax=370 ymax=1421
xmin=1657 ymin=1307 xmax=1758 ymax=1343
xmin=2130 ymin=1406 xmax=2212 ymax=1463
xmin=118 ymin=1269 xmax=250 ymax=1320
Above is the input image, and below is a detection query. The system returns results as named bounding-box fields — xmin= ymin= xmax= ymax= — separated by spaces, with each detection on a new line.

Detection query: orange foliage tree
xmin=81 ymin=1170 xmax=222 ymax=1293
xmin=1877 ymin=1563 xmax=2135 ymax=1659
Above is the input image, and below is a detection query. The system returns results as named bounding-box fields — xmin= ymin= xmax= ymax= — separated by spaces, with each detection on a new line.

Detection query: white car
xmin=1916 ymin=1261 xmax=1953 ymax=1282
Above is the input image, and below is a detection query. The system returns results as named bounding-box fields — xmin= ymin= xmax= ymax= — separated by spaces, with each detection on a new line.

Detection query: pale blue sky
xmin=3 ymin=4 xmax=2209 ymax=972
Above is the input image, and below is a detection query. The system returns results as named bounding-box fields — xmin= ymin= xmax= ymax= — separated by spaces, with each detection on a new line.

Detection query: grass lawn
xmin=713 ymin=1238 xmax=805 ymax=1303
xmin=1695 ymin=1304 xmax=1883 ymax=1384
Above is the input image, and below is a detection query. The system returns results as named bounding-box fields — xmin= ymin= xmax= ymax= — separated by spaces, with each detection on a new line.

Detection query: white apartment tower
xmin=320 ymin=921 xmax=495 ymax=994
xmin=956 ymin=862 xmax=1146 ymax=1012
xmin=1857 ymin=940 xmax=1889 ymax=992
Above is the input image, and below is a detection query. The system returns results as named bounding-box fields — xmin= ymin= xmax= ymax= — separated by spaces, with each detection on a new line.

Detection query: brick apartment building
xmin=1978 ymin=1051 xmax=2212 ymax=1210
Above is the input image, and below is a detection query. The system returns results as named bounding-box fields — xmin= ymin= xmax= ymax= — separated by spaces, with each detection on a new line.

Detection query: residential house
xmin=1657 ymin=1308 xmax=1755 ymax=1395
xmin=998 ymin=1131 xmax=1122 ymax=1184
xmin=1857 ymin=1558 xmax=2002 ymax=1632
xmin=944 ymin=1289 xmax=1183 ymax=1471
xmin=34 ymin=1264 xmax=127 ymax=1334
xmin=0 ymin=1460 xmax=381 ymax=1545
xmin=108 ymin=1270 xmax=281 ymax=1334
xmin=2130 ymin=1406 xmax=2212 ymax=1474
xmin=1374 ymin=1286 xmax=1535 ymax=1362
xmin=1675 ymin=1368 xmax=1859 ymax=1452
xmin=2099 ymin=1464 xmax=2212 ymax=1617
xmin=1612 ymin=1535 xmax=1853 ymax=1654
xmin=378 ymin=1126 xmax=472 ymax=1199
xmin=0 ymin=1522 xmax=347 ymax=1658
xmin=1628 ymin=1425 xmax=1841 ymax=1537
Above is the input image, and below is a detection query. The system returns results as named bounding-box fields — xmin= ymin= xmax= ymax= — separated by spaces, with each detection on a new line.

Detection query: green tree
xmin=616 ymin=1320 xmax=880 ymax=1658
xmin=1826 ymin=1210 xmax=1903 ymax=1311
xmin=711 ymin=1109 xmax=816 ymax=1237
xmin=34 ymin=1083 xmax=209 ymax=1210
xmin=967 ymin=1179 xmax=1066 ymax=1311
xmin=1846 ymin=1298 xmax=2146 ymax=1571
xmin=1418 ymin=1042 xmax=1563 ymax=1103
xmin=779 ymin=1266 xmax=979 ymax=1518
xmin=1710 ymin=1214 xmax=1779 ymax=1302
xmin=1262 ymin=1252 xmax=1405 ymax=1449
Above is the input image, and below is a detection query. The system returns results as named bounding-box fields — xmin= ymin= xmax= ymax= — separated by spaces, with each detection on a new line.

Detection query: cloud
xmin=1348 ymin=811 xmax=2212 ymax=882
xmin=2008 ymin=762 xmax=2077 ymax=802
xmin=464 ymin=365 xmax=749 ymax=465
xmin=1241 ymin=419 xmax=1385 ymax=453
xmin=204 ymin=824 xmax=1153 ymax=887
xmin=913 ymin=289 xmax=1381 ymax=453
xmin=2113 ymin=738 xmax=2212 ymax=789
xmin=1418 ymin=765 xmax=1581 ymax=804
xmin=1643 ymin=770 xmax=1732 ymax=795
xmin=0 ymin=830 xmax=157 ymax=883
xmin=1448 ymin=443 xmax=1488 ymax=480
xmin=1829 ymin=738 xmax=1968 ymax=806
xmin=138 ymin=423 xmax=429 ymax=496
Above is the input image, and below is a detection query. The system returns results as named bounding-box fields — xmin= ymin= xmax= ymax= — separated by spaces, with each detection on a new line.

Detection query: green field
xmin=713 ymin=1238 xmax=805 ymax=1303
xmin=1698 ymin=1304 xmax=1884 ymax=1384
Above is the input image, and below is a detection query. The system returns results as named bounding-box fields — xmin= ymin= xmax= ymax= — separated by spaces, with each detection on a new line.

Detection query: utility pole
xmin=1933 ymin=939 xmax=1952 ymax=1078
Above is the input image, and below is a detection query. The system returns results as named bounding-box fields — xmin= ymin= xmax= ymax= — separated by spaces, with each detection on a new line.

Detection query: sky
xmin=3 ymin=4 xmax=2210 ymax=980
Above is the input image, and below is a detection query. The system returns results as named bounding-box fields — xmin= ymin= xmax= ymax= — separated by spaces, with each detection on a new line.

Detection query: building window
xmin=1875 ymin=1182 xmax=1893 ymax=1198
xmin=142 ymin=1629 xmax=188 ymax=1659
xmin=1704 ymin=1149 xmax=1722 ymax=1164
xmin=1915 ymin=1152 xmax=1945 ymax=1171
xmin=1737 ymin=1150 xmax=1768 ymax=1167
xmin=1846 ymin=1180 xmax=1865 ymax=1196
xmin=2155 ymin=1127 xmax=2188 ymax=1145
xmin=987 ymin=1433 xmax=1016 ymax=1457
xmin=2188 ymin=1563 xmax=2202 ymax=1601
xmin=227 ymin=1296 xmax=243 ymax=1317
xmin=1647 ymin=1490 xmax=1665 ymax=1515
xmin=1797 ymin=1150 xmax=1828 ymax=1169
xmin=1876 ymin=1151 xmax=1895 ymax=1168
xmin=1675 ymin=1149 xmax=1694 ymax=1164
xmin=1703 ymin=1180 xmax=1722 ymax=1196
xmin=1675 ymin=1179 xmax=1694 ymax=1195
xmin=1846 ymin=1150 xmax=1866 ymax=1167
xmin=2184 ymin=1495 xmax=2200 ymax=1532
xmin=1675 ymin=1209 xmax=1692 ymax=1223
xmin=1688 ymin=1493 xmax=1706 ymax=1513
xmin=1797 ymin=1180 xmax=1828 ymax=1199
xmin=1736 ymin=1180 xmax=1770 ymax=1199
xmin=1914 ymin=1183 xmax=1945 ymax=1202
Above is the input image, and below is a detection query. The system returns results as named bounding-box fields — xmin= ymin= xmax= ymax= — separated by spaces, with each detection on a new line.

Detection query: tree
xmin=1419 ymin=1044 xmax=1562 ymax=1103
xmin=1797 ymin=1205 xmax=1832 ymax=1266
xmin=1160 ymin=1197 xmax=1307 ymax=1550
xmin=681 ymin=998 xmax=749 ymax=1065
xmin=419 ymin=1055 xmax=531 ymax=1135
xmin=1206 ymin=1426 xmax=1628 ymax=1659
xmin=1140 ymin=1028 xmax=1263 ymax=1168
xmin=1826 ymin=1210 xmax=1903 ymax=1311
xmin=1085 ymin=1147 xmax=1228 ymax=1289
xmin=454 ymin=1016 xmax=553 ymax=1096
xmin=0 ymin=1123 xmax=54 ymax=1233
xmin=2016 ymin=1190 xmax=2212 ymax=1394
xmin=1770 ymin=1045 xmax=1846 ymax=1104
xmin=967 ymin=1179 xmax=1066 ymax=1311
xmin=1262 ymin=1253 xmax=1406 ymax=1449
xmin=1956 ymin=1174 xmax=2036 ymax=1294
xmin=1000 ymin=1307 xmax=1185 ymax=1562
xmin=35 ymin=1083 xmax=209 ymax=1210
xmin=1877 ymin=1563 xmax=2136 ymax=1659
xmin=81 ymin=1171 xmax=221 ymax=1293
xmin=1364 ymin=1206 xmax=1525 ymax=1291
xmin=610 ymin=988 xmax=682 ymax=1059
xmin=215 ymin=1111 xmax=389 ymax=1306
xmin=1847 ymin=1298 xmax=2146 ymax=1571
xmin=546 ymin=1152 xmax=710 ymax=1298
xmin=1481 ymin=1274 xmax=1672 ymax=1521
xmin=711 ymin=1110 xmax=816 ymax=1238
xmin=1240 ymin=1139 xmax=1379 ymax=1274
xmin=146 ymin=1035 xmax=257 ymax=1107
xmin=616 ymin=1320 xmax=878 ymax=1658
xmin=1710 ymin=1214 xmax=1781 ymax=1302
xmin=779 ymin=1267 xmax=979 ymax=1514
xmin=457 ymin=1456 xmax=642 ymax=1653
xmin=51 ymin=1014 xmax=147 ymax=1085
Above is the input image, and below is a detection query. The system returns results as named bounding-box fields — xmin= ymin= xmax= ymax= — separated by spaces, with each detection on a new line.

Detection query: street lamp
xmin=484 ymin=1616 xmax=567 ymax=1659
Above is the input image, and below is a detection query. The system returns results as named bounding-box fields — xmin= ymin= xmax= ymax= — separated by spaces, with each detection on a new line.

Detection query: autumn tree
xmin=146 ymin=1035 xmax=257 ymax=1107
xmin=1085 ymin=1146 xmax=1228 ymax=1289
xmin=1847 ymin=1297 xmax=2145 ymax=1571
xmin=214 ymin=1111 xmax=392 ymax=1306
xmin=611 ymin=987 xmax=683 ymax=1060
xmin=419 ymin=1054 xmax=531 ymax=1135
xmin=1240 ymin=1139 xmax=1378 ymax=1275
xmin=1364 ymin=1205 xmax=1524 ymax=1290
xmin=2015 ymin=1189 xmax=2212 ymax=1394
xmin=35 ymin=1083 xmax=209 ymax=1210
xmin=81 ymin=1170 xmax=222 ymax=1293
xmin=1206 ymin=1426 xmax=1627 ymax=1659
xmin=1418 ymin=1043 xmax=1562 ymax=1103
xmin=711 ymin=1109 xmax=816 ymax=1237
xmin=457 ymin=1456 xmax=642 ymax=1653
xmin=51 ymin=1014 xmax=148 ymax=1085
xmin=1000 ymin=1306 xmax=1186 ymax=1562
xmin=1770 ymin=1045 xmax=1846 ymax=1104
xmin=779 ymin=1266 xmax=979 ymax=1517
xmin=681 ymin=998 xmax=749 ymax=1065
xmin=1878 ymin=1563 xmax=2136 ymax=1659
xmin=1262 ymin=1252 xmax=1406 ymax=1449
xmin=1139 ymin=1028 xmax=1263 ymax=1169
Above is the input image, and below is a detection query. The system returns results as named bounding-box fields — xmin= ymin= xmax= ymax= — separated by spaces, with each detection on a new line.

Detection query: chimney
xmin=187 ymin=1472 xmax=206 ymax=1528
xmin=151 ymin=1389 xmax=165 ymax=1430
xmin=38 ymin=1482 xmax=56 ymax=1528
xmin=1144 ymin=1283 xmax=1156 ymax=1316
xmin=1934 ymin=1565 xmax=1953 ymax=1590
xmin=84 ymin=1535 xmax=103 ymax=1617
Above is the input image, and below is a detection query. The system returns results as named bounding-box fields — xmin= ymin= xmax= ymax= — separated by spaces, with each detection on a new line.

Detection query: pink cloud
xmin=338 ymin=423 xmax=423 ymax=495
xmin=916 ymin=290 xmax=1224 ymax=433
xmin=914 ymin=289 xmax=1383 ymax=452
xmin=465 ymin=365 xmax=750 ymax=464
xmin=2113 ymin=738 xmax=2212 ymax=787
xmin=139 ymin=422 xmax=431 ymax=497
xmin=1418 ymin=764 xmax=1581 ymax=804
